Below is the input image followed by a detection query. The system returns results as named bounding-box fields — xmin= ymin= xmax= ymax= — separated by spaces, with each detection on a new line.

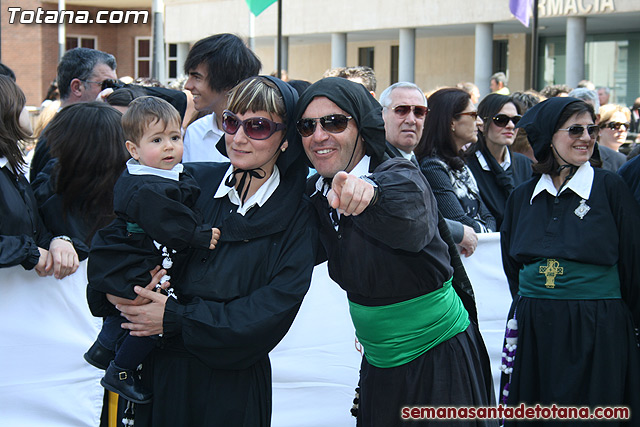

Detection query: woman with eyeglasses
xmin=499 ymin=97 xmax=640 ymax=423
xmin=596 ymin=104 xmax=631 ymax=172
xmin=107 ymin=76 xmax=316 ymax=426
xmin=466 ymin=94 xmax=532 ymax=228
xmin=415 ymin=87 xmax=496 ymax=233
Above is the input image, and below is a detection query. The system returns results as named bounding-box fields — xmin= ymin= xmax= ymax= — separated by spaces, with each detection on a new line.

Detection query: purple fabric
xmin=510 ymin=0 xmax=533 ymax=27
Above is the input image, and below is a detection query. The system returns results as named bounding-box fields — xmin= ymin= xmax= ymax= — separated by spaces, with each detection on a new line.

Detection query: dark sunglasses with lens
xmin=101 ymin=79 xmax=126 ymax=90
xmin=558 ymin=124 xmax=600 ymax=139
xmin=296 ymin=114 xmax=353 ymax=137
xmin=221 ymin=110 xmax=286 ymax=140
xmin=491 ymin=114 xmax=522 ymax=127
xmin=390 ymin=105 xmax=428 ymax=118
xmin=605 ymin=121 xmax=630 ymax=131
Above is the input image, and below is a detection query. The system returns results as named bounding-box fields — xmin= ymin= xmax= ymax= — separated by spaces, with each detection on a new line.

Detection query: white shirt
xmin=183 ymin=113 xmax=227 ymax=163
xmin=126 ymin=158 xmax=183 ymax=181
xmin=214 ymin=164 xmax=281 ymax=216
xmin=475 ymin=149 xmax=511 ymax=171
xmin=530 ymin=162 xmax=594 ymax=204
xmin=0 ymin=156 xmax=8 ymax=169
xmin=312 ymin=155 xmax=372 ymax=197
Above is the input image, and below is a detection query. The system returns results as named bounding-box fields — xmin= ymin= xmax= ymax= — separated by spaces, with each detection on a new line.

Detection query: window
xmin=390 ymin=46 xmax=399 ymax=84
xmin=135 ymin=37 xmax=151 ymax=78
xmin=167 ymin=43 xmax=178 ymax=79
xmin=493 ymin=40 xmax=508 ymax=75
xmin=358 ymin=47 xmax=375 ymax=68
xmin=66 ymin=36 xmax=96 ymax=51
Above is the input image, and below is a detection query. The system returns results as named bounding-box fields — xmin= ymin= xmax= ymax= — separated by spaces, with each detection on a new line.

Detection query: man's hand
xmin=210 ymin=228 xmax=221 ymax=250
xmin=326 ymin=171 xmax=375 ymax=216
xmin=458 ymin=225 xmax=478 ymax=257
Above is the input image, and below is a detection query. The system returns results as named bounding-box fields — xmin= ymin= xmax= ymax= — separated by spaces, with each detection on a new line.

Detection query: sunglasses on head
xmin=491 ymin=114 xmax=521 ymax=127
xmin=389 ymin=105 xmax=428 ymax=119
xmin=221 ymin=110 xmax=286 ymax=140
xmin=604 ymin=121 xmax=630 ymax=131
xmin=456 ymin=111 xmax=478 ymax=120
xmin=101 ymin=79 xmax=125 ymax=91
xmin=296 ymin=114 xmax=353 ymax=137
xmin=558 ymin=124 xmax=600 ymax=139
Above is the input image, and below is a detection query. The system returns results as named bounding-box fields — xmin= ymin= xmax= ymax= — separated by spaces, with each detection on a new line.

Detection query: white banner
xmin=0 ymin=261 xmax=104 ymax=427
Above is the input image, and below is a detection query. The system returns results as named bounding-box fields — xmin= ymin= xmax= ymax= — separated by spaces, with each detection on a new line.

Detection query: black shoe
xmin=84 ymin=340 xmax=115 ymax=370
xmin=101 ymin=361 xmax=152 ymax=404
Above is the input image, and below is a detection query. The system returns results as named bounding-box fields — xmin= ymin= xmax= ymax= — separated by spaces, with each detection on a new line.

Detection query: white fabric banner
xmin=0 ymin=261 xmax=104 ymax=427
xmin=271 ymin=232 xmax=512 ymax=427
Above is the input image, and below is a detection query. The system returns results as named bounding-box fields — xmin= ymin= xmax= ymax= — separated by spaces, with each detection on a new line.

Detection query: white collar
xmin=313 ymin=155 xmax=372 ymax=196
xmin=475 ymin=149 xmax=511 ymax=171
xmin=398 ymin=148 xmax=413 ymax=161
xmin=0 ymin=156 xmax=7 ymax=169
xmin=126 ymin=158 xmax=184 ymax=181
xmin=214 ymin=163 xmax=281 ymax=216
xmin=206 ymin=112 xmax=222 ymax=134
xmin=530 ymin=162 xmax=594 ymax=204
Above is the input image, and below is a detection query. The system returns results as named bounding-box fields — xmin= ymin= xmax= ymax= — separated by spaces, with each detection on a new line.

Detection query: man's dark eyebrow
xmin=189 ymin=71 xmax=204 ymax=77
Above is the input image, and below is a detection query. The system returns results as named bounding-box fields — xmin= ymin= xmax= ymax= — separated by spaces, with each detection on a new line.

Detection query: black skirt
xmin=358 ymin=322 xmax=497 ymax=426
xmin=503 ymin=297 xmax=640 ymax=426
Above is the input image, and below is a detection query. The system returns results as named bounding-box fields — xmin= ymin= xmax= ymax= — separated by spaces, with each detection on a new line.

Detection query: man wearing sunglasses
xmin=295 ymin=78 xmax=495 ymax=427
xmin=182 ymin=34 xmax=261 ymax=163
xmin=30 ymin=47 xmax=117 ymax=183
xmin=381 ymin=82 xmax=478 ymax=256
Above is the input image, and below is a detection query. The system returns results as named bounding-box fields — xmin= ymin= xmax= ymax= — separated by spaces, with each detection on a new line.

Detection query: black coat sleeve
xmin=352 ymin=158 xmax=438 ymax=252
xmin=122 ymin=183 xmax=212 ymax=251
xmin=161 ymin=203 xmax=317 ymax=370
xmin=500 ymin=189 xmax=523 ymax=300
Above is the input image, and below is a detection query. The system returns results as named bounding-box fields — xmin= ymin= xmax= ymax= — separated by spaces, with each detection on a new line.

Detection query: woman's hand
xmin=48 ymin=238 xmax=79 ymax=279
xmin=106 ymin=266 xmax=167 ymax=307
xmin=118 ymin=286 xmax=168 ymax=337
xmin=34 ymin=247 xmax=51 ymax=277
xmin=458 ymin=225 xmax=478 ymax=257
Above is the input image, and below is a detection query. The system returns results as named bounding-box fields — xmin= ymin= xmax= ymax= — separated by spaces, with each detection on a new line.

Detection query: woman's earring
xmin=281 ymin=147 xmax=286 ymax=152
xmin=451 ymin=127 xmax=456 ymax=132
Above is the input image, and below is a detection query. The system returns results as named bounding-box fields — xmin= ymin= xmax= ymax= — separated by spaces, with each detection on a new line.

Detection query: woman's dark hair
xmin=0 ymin=75 xmax=32 ymax=174
xmin=48 ymin=102 xmax=129 ymax=242
xmin=532 ymin=100 xmax=597 ymax=176
xmin=468 ymin=93 xmax=521 ymax=155
xmin=415 ymin=87 xmax=470 ymax=170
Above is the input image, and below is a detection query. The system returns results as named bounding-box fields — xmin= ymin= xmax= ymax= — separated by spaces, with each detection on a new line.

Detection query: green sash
xmin=519 ymin=258 xmax=621 ymax=299
xmin=126 ymin=222 xmax=145 ymax=234
xmin=348 ymin=278 xmax=470 ymax=368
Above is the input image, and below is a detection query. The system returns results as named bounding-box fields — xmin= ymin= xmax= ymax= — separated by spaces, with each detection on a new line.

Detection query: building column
xmin=274 ymin=36 xmax=289 ymax=74
xmin=331 ymin=33 xmax=347 ymax=69
xmin=565 ymin=17 xmax=586 ymax=89
xmin=474 ymin=23 xmax=493 ymax=98
xmin=398 ymin=28 xmax=416 ymax=83
xmin=152 ymin=0 xmax=166 ymax=82
xmin=176 ymin=43 xmax=190 ymax=77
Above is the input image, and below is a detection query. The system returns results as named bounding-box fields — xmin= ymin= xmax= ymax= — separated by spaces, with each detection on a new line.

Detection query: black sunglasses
xmin=491 ymin=114 xmax=521 ymax=127
xmin=296 ymin=114 xmax=353 ymax=137
xmin=389 ymin=105 xmax=428 ymax=119
xmin=557 ymin=124 xmax=600 ymax=139
xmin=605 ymin=121 xmax=630 ymax=131
xmin=221 ymin=110 xmax=286 ymax=140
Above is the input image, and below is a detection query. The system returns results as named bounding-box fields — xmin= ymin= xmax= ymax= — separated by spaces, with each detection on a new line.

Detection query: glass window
xmin=135 ymin=37 xmax=152 ymax=78
xmin=358 ymin=47 xmax=374 ymax=68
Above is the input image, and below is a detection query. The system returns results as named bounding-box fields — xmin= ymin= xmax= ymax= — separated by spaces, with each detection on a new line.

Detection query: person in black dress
xmin=500 ymin=96 xmax=640 ymax=425
xmin=95 ymin=76 xmax=317 ymax=427
xmin=466 ymin=93 xmax=532 ymax=228
xmin=295 ymin=77 xmax=495 ymax=426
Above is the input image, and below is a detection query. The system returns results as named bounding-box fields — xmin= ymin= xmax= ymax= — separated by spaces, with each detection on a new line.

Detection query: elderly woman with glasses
xmin=100 ymin=76 xmax=317 ymax=427
xmin=466 ymin=93 xmax=532 ymax=228
xmin=499 ymin=97 xmax=640 ymax=424
xmin=415 ymin=87 xmax=496 ymax=233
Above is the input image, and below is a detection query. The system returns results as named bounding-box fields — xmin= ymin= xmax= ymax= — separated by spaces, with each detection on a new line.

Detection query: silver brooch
xmin=574 ymin=199 xmax=590 ymax=220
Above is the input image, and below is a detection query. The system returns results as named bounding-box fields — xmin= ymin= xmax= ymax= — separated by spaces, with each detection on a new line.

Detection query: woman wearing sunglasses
xmin=415 ymin=87 xmax=496 ymax=233
xmin=500 ymin=97 xmax=640 ymax=423
xmin=596 ymin=104 xmax=631 ymax=171
xmin=111 ymin=76 xmax=317 ymax=427
xmin=466 ymin=94 xmax=532 ymax=228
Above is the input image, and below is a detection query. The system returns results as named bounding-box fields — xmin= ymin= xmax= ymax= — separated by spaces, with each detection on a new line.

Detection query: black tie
xmin=322 ymin=177 xmax=340 ymax=227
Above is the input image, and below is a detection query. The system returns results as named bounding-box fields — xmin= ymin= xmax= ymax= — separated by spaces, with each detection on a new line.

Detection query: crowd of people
xmin=2 ymin=33 xmax=640 ymax=427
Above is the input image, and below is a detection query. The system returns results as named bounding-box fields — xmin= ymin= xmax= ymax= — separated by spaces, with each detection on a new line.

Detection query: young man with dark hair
xmin=182 ymin=33 xmax=262 ymax=162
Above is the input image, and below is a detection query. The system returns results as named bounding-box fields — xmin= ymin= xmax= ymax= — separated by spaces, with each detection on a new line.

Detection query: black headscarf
xmin=516 ymin=96 xmax=581 ymax=162
xmin=294 ymin=77 xmax=387 ymax=170
xmin=216 ymin=75 xmax=303 ymax=177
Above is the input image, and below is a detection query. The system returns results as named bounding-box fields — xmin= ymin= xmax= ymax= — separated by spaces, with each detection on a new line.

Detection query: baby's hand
xmin=210 ymin=228 xmax=221 ymax=250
